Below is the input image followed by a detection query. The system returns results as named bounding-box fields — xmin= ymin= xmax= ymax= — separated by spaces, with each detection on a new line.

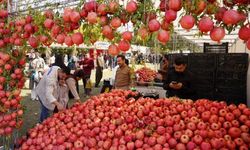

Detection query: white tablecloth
xmin=135 ymin=86 xmax=166 ymax=98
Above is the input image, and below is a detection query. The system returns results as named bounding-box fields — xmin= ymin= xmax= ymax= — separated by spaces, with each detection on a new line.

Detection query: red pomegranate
xmin=84 ymin=1 xmax=98 ymax=12
xmin=148 ymin=19 xmax=160 ymax=32
xmin=159 ymin=0 xmax=169 ymax=12
xmin=138 ymin=27 xmax=149 ymax=39
xmin=122 ymin=31 xmax=133 ymax=41
xmin=70 ymin=11 xmax=81 ymax=23
xmin=165 ymin=10 xmax=177 ymax=23
xmin=44 ymin=19 xmax=54 ymax=29
xmin=99 ymin=16 xmax=108 ymax=26
xmin=215 ymin=7 xmax=227 ymax=22
xmin=24 ymin=24 xmax=33 ymax=33
xmin=65 ymin=36 xmax=73 ymax=46
xmin=198 ymin=16 xmax=214 ymax=33
xmin=80 ymin=9 xmax=88 ymax=18
xmin=126 ymin=1 xmax=137 ymax=13
xmin=194 ymin=0 xmax=206 ymax=14
xmin=28 ymin=36 xmax=39 ymax=48
xmin=157 ymin=30 xmax=170 ymax=44
xmin=108 ymin=44 xmax=119 ymax=56
xmin=63 ymin=8 xmax=73 ymax=22
xmin=40 ymin=35 xmax=48 ymax=44
xmin=180 ymin=15 xmax=195 ymax=31
xmin=51 ymin=25 xmax=61 ymax=36
xmin=87 ymin=12 xmax=98 ymax=24
xmin=0 ymin=9 xmax=8 ymax=18
xmin=102 ymin=25 xmax=112 ymax=36
xmin=222 ymin=10 xmax=240 ymax=26
xmin=161 ymin=20 xmax=171 ymax=30
xmin=56 ymin=34 xmax=65 ymax=44
xmin=210 ymin=27 xmax=225 ymax=42
xmin=72 ymin=32 xmax=83 ymax=45
xmin=97 ymin=4 xmax=107 ymax=16
xmin=118 ymin=40 xmax=130 ymax=52
xmin=110 ymin=17 xmax=121 ymax=29
xmin=168 ymin=0 xmax=182 ymax=11
xmin=109 ymin=1 xmax=119 ymax=13
xmin=44 ymin=10 xmax=54 ymax=19
xmin=26 ymin=15 xmax=33 ymax=23
xmin=238 ymin=25 xmax=250 ymax=41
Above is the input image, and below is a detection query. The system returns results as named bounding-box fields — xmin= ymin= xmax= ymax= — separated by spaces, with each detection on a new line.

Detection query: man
xmin=95 ymin=53 xmax=104 ymax=87
xmin=114 ymin=55 xmax=131 ymax=90
xmin=36 ymin=66 xmax=68 ymax=122
xmin=164 ymin=56 xmax=195 ymax=99
xmin=79 ymin=53 xmax=94 ymax=96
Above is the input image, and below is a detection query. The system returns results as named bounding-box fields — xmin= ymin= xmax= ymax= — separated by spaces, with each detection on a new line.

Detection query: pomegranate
xmin=87 ymin=12 xmax=98 ymax=24
xmin=97 ymin=4 xmax=107 ymax=16
xmin=222 ymin=10 xmax=240 ymax=26
xmin=110 ymin=17 xmax=121 ymax=29
xmin=64 ymin=36 xmax=73 ymax=46
xmin=118 ymin=40 xmax=130 ymax=52
xmin=168 ymin=0 xmax=182 ymax=11
xmin=44 ymin=18 xmax=54 ymax=29
xmin=84 ymin=1 xmax=98 ymax=12
xmin=108 ymin=44 xmax=119 ymax=56
xmin=180 ymin=15 xmax=195 ymax=31
xmin=210 ymin=27 xmax=225 ymax=43
xmin=72 ymin=32 xmax=83 ymax=45
xmin=70 ymin=11 xmax=81 ymax=23
xmin=215 ymin=7 xmax=227 ymax=22
xmin=198 ymin=16 xmax=214 ymax=33
xmin=126 ymin=1 xmax=137 ymax=13
xmin=148 ymin=19 xmax=160 ymax=32
xmin=238 ymin=25 xmax=250 ymax=41
xmin=165 ymin=10 xmax=177 ymax=23
xmin=122 ymin=31 xmax=133 ymax=41
xmin=28 ymin=36 xmax=39 ymax=48
xmin=157 ymin=30 xmax=170 ymax=44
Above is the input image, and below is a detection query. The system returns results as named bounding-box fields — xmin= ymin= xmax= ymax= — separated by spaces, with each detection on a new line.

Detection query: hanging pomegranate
xmin=109 ymin=1 xmax=119 ymax=13
xmin=40 ymin=35 xmax=48 ymax=44
xmin=138 ymin=27 xmax=149 ymax=39
xmin=110 ymin=17 xmax=121 ymax=29
xmin=126 ymin=0 xmax=137 ymax=13
xmin=70 ymin=11 xmax=81 ymax=23
xmin=99 ymin=16 xmax=108 ymax=26
xmin=148 ymin=19 xmax=160 ymax=32
xmin=97 ymin=4 xmax=108 ymax=16
xmin=238 ymin=25 xmax=250 ymax=42
xmin=180 ymin=15 xmax=195 ymax=31
xmin=118 ymin=40 xmax=130 ymax=52
xmin=161 ymin=20 xmax=171 ymax=30
xmin=194 ymin=0 xmax=206 ymax=14
xmin=102 ymin=25 xmax=112 ymax=36
xmin=65 ymin=36 xmax=73 ymax=46
xmin=159 ymin=0 xmax=169 ymax=12
xmin=108 ymin=44 xmax=119 ymax=56
xmin=215 ymin=7 xmax=227 ymax=22
xmin=165 ymin=10 xmax=177 ymax=23
xmin=84 ymin=1 xmax=98 ymax=12
xmin=79 ymin=9 xmax=88 ymax=18
xmin=63 ymin=8 xmax=73 ymax=22
xmin=157 ymin=30 xmax=170 ymax=44
xmin=198 ymin=17 xmax=214 ymax=33
xmin=56 ymin=34 xmax=65 ymax=44
xmin=43 ymin=19 xmax=54 ymax=29
xmin=210 ymin=27 xmax=225 ymax=43
xmin=72 ymin=32 xmax=83 ymax=45
xmin=222 ymin=10 xmax=240 ymax=26
xmin=87 ymin=12 xmax=98 ymax=24
xmin=28 ymin=36 xmax=39 ymax=48
xmin=168 ymin=0 xmax=182 ymax=11
xmin=122 ymin=31 xmax=133 ymax=41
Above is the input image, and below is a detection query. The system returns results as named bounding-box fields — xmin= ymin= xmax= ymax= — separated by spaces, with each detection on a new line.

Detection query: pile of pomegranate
xmin=136 ymin=67 xmax=157 ymax=82
xmin=18 ymin=90 xmax=250 ymax=150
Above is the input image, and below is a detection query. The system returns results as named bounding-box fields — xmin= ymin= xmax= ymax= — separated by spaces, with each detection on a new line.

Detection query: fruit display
xmin=18 ymin=90 xmax=250 ymax=150
xmin=136 ymin=67 xmax=157 ymax=82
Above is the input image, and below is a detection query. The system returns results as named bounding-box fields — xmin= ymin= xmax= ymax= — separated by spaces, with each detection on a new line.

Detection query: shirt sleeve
xmin=66 ymin=78 xmax=80 ymax=100
xmin=45 ymin=78 xmax=57 ymax=104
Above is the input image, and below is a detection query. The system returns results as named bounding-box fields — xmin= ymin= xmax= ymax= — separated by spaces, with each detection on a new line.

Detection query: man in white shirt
xmin=36 ymin=66 xmax=68 ymax=122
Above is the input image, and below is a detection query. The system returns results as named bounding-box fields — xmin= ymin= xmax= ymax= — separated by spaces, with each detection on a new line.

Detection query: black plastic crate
xmin=217 ymin=53 xmax=248 ymax=71
xmin=214 ymin=94 xmax=246 ymax=105
xmin=214 ymin=87 xmax=246 ymax=97
xmin=188 ymin=53 xmax=216 ymax=70
xmin=215 ymin=79 xmax=246 ymax=88
xmin=216 ymin=70 xmax=247 ymax=80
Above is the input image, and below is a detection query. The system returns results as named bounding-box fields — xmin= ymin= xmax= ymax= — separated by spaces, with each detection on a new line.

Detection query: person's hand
xmin=169 ymin=82 xmax=183 ymax=90
xmin=56 ymin=103 xmax=64 ymax=111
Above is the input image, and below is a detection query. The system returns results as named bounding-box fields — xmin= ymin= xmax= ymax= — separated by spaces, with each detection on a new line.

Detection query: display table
xmin=135 ymin=86 xmax=166 ymax=98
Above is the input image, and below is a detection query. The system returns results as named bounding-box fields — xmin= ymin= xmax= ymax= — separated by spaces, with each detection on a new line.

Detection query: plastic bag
xmin=86 ymin=79 xmax=92 ymax=89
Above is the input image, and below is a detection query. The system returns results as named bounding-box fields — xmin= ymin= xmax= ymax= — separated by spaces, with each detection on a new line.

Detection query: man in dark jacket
xmin=164 ymin=56 xmax=195 ymax=99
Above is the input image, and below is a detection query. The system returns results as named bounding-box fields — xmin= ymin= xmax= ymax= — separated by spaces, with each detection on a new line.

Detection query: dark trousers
xmin=95 ymin=67 xmax=103 ymax=87
xmin=82 ymin=74 xmax=91 ymax=94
